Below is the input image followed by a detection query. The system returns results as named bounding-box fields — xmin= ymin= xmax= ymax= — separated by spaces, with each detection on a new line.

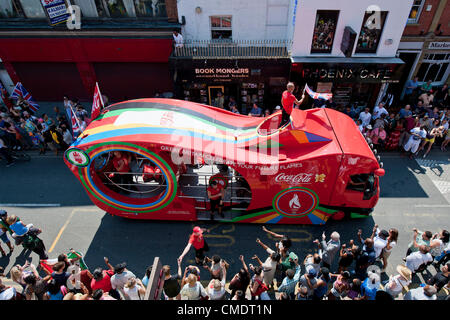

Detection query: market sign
xmin=428 ymin=42 xmax=450 ymax=50
xmin=40 ymin=0 xmax=69 ymax=26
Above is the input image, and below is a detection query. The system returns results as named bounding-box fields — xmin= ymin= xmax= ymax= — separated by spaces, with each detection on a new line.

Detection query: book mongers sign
xmin=195 ymin=68 xmax=250 ymax=81
xmin=40 ymin=0 xmax=69 ymax=26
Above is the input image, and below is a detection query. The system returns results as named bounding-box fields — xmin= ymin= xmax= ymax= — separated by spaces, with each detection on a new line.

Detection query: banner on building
xmin=40 ymin=0 xmax=70 ymax=26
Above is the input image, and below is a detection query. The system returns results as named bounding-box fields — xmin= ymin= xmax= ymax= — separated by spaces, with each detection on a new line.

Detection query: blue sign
xmin=41 ymin=0 xmax=69 ymax=26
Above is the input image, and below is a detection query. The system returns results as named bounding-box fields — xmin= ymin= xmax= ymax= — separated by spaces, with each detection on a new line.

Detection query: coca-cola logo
xmin=275 ymin=173 xmax=314 ymax=184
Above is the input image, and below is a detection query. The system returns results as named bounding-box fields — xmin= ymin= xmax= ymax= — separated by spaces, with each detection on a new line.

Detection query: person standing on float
xmin=279 ymin=82 xmax=305 ymax=128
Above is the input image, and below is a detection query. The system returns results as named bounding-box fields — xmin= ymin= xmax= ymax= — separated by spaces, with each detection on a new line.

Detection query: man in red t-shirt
xmin=207 ymin=180 xmax=225 ymax=220
xmin=112 ymin=151 xmax=133 ymax=192
xmin=178 ymin=226 xmax=210 ymax=265
xmin=280 ymin=82 xmax=305 ymax=128
xmin=90 ymin=257 xmax=121 ymax=299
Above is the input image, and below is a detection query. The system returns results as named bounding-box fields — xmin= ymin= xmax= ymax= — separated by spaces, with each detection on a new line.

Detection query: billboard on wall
xmin=40 ymin=0 xmax=69 ymax=26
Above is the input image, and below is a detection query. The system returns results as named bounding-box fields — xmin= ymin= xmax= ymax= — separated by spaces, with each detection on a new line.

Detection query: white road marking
xmin=414 ymin=204 xmax=450 ymax=208
xmin=0 ymin=203 xmax=61 ymax=207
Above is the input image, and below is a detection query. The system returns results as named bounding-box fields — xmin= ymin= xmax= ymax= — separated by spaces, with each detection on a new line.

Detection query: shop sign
xmin=194 ymin=68 xmax=250 ymax=80
xmin=301 ymin=65 xmax=398 ymax=83
xmin=40 ymin=0 xmax=69 ymax=26
xmin=428 ymin=42 xmax=450 ymax=50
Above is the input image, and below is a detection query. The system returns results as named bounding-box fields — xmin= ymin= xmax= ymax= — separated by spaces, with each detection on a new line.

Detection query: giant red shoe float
xmin=64 ymin=98 xmax=384 ymax=225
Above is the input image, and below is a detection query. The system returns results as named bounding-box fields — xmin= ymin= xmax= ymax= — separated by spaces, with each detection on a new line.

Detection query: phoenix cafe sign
xmin=301 ymin=65 xmax=400 ymax=83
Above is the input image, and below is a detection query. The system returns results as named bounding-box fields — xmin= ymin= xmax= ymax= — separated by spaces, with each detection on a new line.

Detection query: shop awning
xmin=291 ymin=56 xmax=404 ymax=64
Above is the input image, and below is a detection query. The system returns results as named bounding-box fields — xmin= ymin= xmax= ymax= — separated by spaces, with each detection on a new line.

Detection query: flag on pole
xmin=9 ymin=82 xmax=40 ymax=113
xmin=70 ymin=105 xmax=81 ymax=136
xmin=304 ymin=84 xmax=333 ymax=100
xmin=90 ymin=82 xmax=104 ymax=122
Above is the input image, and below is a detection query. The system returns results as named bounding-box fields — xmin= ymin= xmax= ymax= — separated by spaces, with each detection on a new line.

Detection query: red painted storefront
xmin=0 ymin=38 xmax=174 ymax=101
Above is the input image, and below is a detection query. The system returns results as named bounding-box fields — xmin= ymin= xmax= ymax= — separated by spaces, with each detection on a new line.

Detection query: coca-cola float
xmin=64 ymin=98 xmax=384 ymax=225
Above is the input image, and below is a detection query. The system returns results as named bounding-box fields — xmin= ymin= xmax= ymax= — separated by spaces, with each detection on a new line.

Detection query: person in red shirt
xmin=178 ymin=226 xmax=210 ymax=265
xmin=280 ymin=82 xmax=305 ymax=128
xmin=112 ymin=151 xmax=133 ymax=192
xmin=207 ymin=180 xmax=225 ymax=220
xmin=90 ymin=257 xmax=121 ymax=300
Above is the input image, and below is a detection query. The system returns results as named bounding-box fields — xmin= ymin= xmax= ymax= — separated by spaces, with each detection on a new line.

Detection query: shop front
xmin=170 ymin=58 xmax=291 ymax=114
xmin=290 ymin=57 xmax=405 ymax=109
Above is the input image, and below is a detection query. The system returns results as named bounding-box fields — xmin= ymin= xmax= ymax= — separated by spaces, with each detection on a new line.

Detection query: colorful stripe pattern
xmin=231 ymin=205 xmax=338 ymax=225
xmin=76 ymin=142 xmax=177 ymax=213
xmin=74 ymin=103 xmax=330 ymax=150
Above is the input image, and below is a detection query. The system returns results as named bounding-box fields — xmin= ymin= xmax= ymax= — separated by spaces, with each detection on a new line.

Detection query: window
xmin=0 ymin=0 xmax=24 ymax=18
xmin=416 ymin=53 xmax=450 ymax=84
xmin=355 ymin=11 xmax=388 ymax=54
xmin=134 ymin=0 xmax=166 ymax=17
xmin=19 ymin=0 xmax=46 ymax=18
xmin=311 ymin=10 xmax=339 ymax=54
xmin=407 ymin=0 xmax=424 ymax=24
xmin=211 ymin=16 xmax=232 ymax=40
xmin=104 ymin=0 xmax=128 ymax=18
xmin=346 ymin=174 xmax=377 ymax=200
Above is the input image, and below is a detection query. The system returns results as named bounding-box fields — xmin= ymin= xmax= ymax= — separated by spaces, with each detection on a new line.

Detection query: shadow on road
xmin=82 ymin=214 xmax=376 ymax=279
xmin=379 ymin=156 xmax=428 ymax=198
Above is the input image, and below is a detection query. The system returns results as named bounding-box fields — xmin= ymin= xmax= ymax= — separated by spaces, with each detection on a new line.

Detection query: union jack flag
xmin=305 ymin=84 xmax=333 ymax=101
xmin=10 ymin=82 xmax=40 ymax=113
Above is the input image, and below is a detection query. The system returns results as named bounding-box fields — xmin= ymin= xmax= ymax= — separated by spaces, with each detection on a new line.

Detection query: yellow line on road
xmin=48 ymin=209 xmax=77 ymax=253
xmin=48 ymin=208 xmax=102 ymax=253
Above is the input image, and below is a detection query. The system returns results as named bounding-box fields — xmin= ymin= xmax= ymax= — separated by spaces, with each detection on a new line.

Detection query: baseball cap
xmin=275 ymin=105 xmax=281 ymax=110
xmin=193 ymin=226 xmax=203 ymax=234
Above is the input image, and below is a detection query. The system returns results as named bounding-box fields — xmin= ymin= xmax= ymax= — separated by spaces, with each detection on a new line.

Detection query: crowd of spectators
xmin=319 ymin=80 xmax=449 ymax=158
xmin=1 ymin=216 xmax=449 ymax=300
xmin=212 ymin=80 xmax=449 ymax=160
xmin=0 ymin=95 xmax=90 ymax=166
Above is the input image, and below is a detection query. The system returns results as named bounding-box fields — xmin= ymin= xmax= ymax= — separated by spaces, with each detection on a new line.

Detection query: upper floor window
xmin=211 ymin=16 xmax=232 ymax=40
xmin=355 ymin=11 xmax=388 ymax=54
xmin=416 ymin=53 xmax=450 ymax=84
xmin=68 ymin=0 xmax=168 ymax=19
xmin=5 ymin=0 xmax=46 ymax=19
xmin=310 ymin=10 xmax=339 ymax=54
xmin=0 ymin=0 xmax=24 ymax=18
xmin=407 ymin=0 xmax=424 ymax=24
xmin=134 ymin=0 xmax=166 ymax=17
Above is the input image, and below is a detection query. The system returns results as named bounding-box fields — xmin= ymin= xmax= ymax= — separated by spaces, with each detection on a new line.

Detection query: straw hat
xmin=396 ymin=265 xmax=412 ymax=282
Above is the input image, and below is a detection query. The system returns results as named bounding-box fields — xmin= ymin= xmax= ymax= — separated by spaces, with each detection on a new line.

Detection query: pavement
xmin=0 ymin=144 xmax=449 ymax=299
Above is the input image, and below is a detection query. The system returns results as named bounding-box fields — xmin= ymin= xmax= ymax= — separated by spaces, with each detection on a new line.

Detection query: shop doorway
xmin=208 ymin=86 xmax=225 ymax=107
